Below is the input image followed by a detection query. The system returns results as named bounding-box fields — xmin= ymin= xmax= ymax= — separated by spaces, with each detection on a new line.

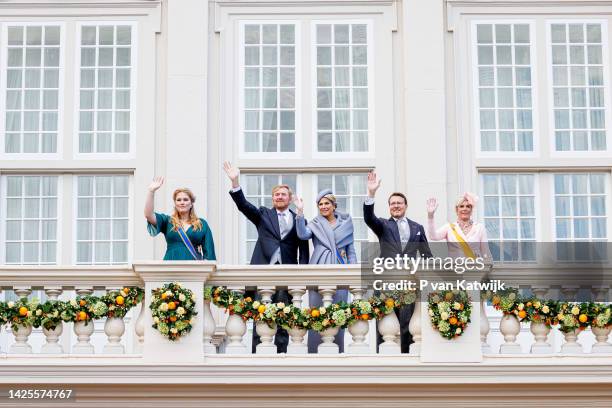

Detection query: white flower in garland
xmin=252 ymin=301 xmax=261 ymax=309
xmin=542 ymin=305 xmax=550 ymax=314
xmin=283 ymin=306 xmax=291 ymax=314
xmin=455 ymin=328 xmax=462 ymax=334
xmin=176 ymin=307 xmax=186 ymax=316
xmin=7 ymin=301 xmax=14 ymax=308
xmin=36 ymin=309 xmax=42 ymax=316
xmin=453 ymin=302 xmax=462 ymax=310
xmin=154 ymin=316 xmax=160 ymax=324
xmin=159 ymin=303 xmax=169 ymax=312
xmin=319 ymin=307 xmax=327 ymax=315
xmin=571 ymin=306 xmax=580 ymax=316
xmin=440 ymin=312 xmax=449 ymax=321
xmin=69 ymin=299 xmax=77 ymax=307
xmin=179 ymin=293 xmax=186 ymax=302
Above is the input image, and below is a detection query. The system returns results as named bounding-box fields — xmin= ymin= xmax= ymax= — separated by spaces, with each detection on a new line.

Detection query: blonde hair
xmin=271 ymin=184 xmax=293 ymax=197
xmin=170 ymin=188 xmax=203 ymax=231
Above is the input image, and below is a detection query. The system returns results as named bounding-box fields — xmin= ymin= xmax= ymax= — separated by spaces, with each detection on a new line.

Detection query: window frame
xmin=72 ymin=21 xmax=138 ymax=160
xmin=546 ymin=19 xmax=612 ymax=158
xmin=311 ymin=19 xmax=375 ymax=159
xmin=71 ymin=173 xmax=132 ymax=265
xmin=550 ymin=171 xmax=610 ymax=241
xmin=471 ymin=19 xmax=540 ymax=159
xmin=0 ymin=174 xmax=63 ymax=265
xmin=479 ymin=171 xmax=541 ymax=263
xmin=238 ymin=20 xmax=301 ymax=159
xmin=0 ymin=21 xmax=65 ymax=160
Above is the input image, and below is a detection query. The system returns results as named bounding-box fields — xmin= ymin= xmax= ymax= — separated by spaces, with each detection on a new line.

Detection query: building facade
xmin=0 ymin=0 xmax=611 ymax=404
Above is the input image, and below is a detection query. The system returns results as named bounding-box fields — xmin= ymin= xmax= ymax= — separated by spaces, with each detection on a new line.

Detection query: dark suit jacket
xmin=230 ymin=188 xmax=309 ymax=265
xmin=363 ymin=202 xmax=433 ymax=258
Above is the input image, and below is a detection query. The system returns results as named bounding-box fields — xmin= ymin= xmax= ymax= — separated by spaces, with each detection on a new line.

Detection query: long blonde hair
xmin=170 ymin=188 xmax=203 ymax=231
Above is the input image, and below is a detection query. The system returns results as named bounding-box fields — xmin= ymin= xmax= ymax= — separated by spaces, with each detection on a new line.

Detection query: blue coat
xmin=230 ymin=189 xmax=309 ymax=265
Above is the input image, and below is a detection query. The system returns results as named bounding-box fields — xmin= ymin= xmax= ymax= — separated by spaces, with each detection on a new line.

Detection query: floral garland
xmin=491 ymin=289 xmax=612 ymax=332
xmin=150 ymin=282 xmax=197 ymax=341
xmin=0 ymin=287 xmax=144 ymax=331
xmin=427 ymin=290 xmax=472 ymax=339
xmin=209 ymin=286 xmax=416 ymax=332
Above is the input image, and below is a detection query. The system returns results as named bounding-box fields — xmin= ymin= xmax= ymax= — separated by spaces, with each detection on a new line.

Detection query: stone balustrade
xmin=0 ymin=262 xmax=610 ymax=360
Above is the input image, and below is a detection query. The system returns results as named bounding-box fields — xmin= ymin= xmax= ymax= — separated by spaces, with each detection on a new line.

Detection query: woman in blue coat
xmin=294 ymin=189 xmax=357 ymax=352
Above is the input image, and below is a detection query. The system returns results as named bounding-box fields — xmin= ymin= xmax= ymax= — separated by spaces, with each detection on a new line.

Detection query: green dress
xmin=147 ymin=212 xmax=216 ymax=261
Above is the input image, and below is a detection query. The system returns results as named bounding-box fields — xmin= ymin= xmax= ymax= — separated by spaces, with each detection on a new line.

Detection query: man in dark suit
xmin=223 ymin=161 xmax=309 ymax=353
xmin=363 ymin=171 xmax=432 ymax=353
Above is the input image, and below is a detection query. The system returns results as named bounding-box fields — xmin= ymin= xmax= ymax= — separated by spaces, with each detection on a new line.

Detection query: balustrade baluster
xmin=317 ymin=286 xmax=340 ymax=354
xmin=530 ymin=287 xmax=552 ymax=354
xmin=286 ymin=287 xmax=307 ymax=354
xmin=103 ymin=287 xmax=126 ymax=354
xmin=41 ymin=287 xmax=64 ymax=354
xmin=72 ymin=287 xmax=95 ymax=354
xmin=10 ymin=287 xmax=33 ymax=354
xmin=347 ymin=286 xmax=369 ymax=354
xmin=224 ymin=287 xmax=247 ymax=354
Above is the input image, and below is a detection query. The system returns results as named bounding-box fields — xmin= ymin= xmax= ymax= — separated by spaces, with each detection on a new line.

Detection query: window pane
xmin=79 ymin=25 xmax=133 ymax=153
xmin=475 ymin=24 xmax=533 ymax=152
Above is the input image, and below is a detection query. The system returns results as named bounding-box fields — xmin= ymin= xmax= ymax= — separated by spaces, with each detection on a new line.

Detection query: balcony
xmin=0 ymin=262 xmax=611 ymax=404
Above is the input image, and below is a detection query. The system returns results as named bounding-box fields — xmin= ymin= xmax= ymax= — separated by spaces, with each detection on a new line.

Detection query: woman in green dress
xmin=144 ymin=176 xmax=216 ymax=260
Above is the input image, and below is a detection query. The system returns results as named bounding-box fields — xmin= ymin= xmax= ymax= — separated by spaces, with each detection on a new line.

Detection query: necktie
xmin=397 ymin=218 xmax=408 ymax=243
xmin=278 ymin=212 xmax=288 ymax=238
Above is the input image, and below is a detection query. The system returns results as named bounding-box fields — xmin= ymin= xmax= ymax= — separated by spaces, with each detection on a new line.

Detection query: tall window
xmin=475 ymin=23 xmax=534 ymax=152
xmin=242 ymin=174 xmax=297 ymax=262
xmin=481 ymin=173 xmax=536 ymax=262
xmin=3 ymin=25 xmax=61 ymax=154
xmin=554 ymin=173 xmax=607 ymax=240
xmin=3 ymin=175 xmax=58 ymax=264
xmin=242 ymin=23 xmax=296 ymax=153
xmin=78 ymin=24 xmax=133 ymax=154
xmin=315 ymin=23 xmax=369 ymax=153
xmin=550 ymin=23 xmax=607 ymax=151
xmin=316 ymin=173 xmax=368 ymax=259
xmin=76 ymin=175 xmax=129 ymax=264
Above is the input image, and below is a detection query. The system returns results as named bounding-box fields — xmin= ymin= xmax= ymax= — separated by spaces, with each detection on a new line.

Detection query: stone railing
xmin=0 ymin=262 xmax=610 ymax=360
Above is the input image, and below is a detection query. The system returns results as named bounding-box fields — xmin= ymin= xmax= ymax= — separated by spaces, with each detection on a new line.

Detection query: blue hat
xmin=316 ymin=188 xmax=335 ymax=204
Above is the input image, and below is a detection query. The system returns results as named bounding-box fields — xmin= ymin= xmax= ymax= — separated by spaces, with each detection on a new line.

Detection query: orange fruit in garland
xmin=116 ymin=295 xmax=125 ymax=305
xmin=578 ymin=314 xmax=588 ymax=323
xmin=518 ymin=310 xmax=527 ymax=319
xmin=18 ymin=306 xmax=28 ymax=317
xmin=311 ymin=309 xmax=320 ymax=318
xmin=449 ymin=317 xmax=458 ymax=325
xmin=167 ymin=302 xmax=176 ymax=310
xmin=79 ymin=299 xmax=86 ymax=307
xmin=77 ymin=311 xmax=88 ymax=321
